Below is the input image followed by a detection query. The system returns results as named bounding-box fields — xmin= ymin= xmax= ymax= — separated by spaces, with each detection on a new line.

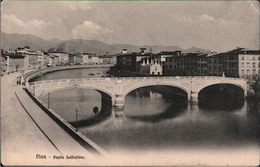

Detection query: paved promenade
xmin=1 ymin=72 xmax=106 ymax=166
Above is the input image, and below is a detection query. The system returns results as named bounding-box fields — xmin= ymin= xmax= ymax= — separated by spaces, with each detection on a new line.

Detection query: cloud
xmin=60 ymin=2 xmax=92 ymax=11
xmin=71 ymin=20 xmax=113 ymax=41
xmin=2 ymin=14 xmax=52 ymax=34
xmin=201 ymin=14 xmax=217 ymax=22
xmin=200 ymin=14 xmax=242 ymax=27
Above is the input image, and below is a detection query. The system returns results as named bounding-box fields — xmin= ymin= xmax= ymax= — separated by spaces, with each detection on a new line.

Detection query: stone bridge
xmin=26 ymin=76 xmax=247 ymax=107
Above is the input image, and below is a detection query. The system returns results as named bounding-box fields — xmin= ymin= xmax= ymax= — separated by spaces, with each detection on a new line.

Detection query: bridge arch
xmin=35 ymin=84 xmax=115 ymax=100
xmin=122 ymin=83 xmax=190 ymax=99
xmin=196 ymin=81 xmax=247 ymax=98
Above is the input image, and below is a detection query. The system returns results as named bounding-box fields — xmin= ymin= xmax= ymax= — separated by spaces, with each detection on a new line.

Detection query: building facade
xmin=197 ymin=54 xmax=208 ymax=76
xmin=207 ymin=53 xmax=225 ymax=76
xmin=48 ymin=52 xmax=69 ymax=66
xmin=3 ymin=53 xmax=25 ymax=73
xmin=137 ymin=56 xmax=162 ymax=75
xmin=238 ymin=50 xmax=260 ymax=80
xmin=116 ymin=53 xmax=138 ymax=71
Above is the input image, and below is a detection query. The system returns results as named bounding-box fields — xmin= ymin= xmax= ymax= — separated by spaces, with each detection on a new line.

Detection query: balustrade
xmin=26 ymin=74 xmax=247 ymax=106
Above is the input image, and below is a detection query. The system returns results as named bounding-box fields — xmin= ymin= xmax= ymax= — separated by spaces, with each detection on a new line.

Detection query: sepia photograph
xmin=1 ymin=0 xmax=259 ymax=166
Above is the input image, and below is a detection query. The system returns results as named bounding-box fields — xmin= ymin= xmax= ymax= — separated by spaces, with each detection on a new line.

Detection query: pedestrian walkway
xmin=1 ymin=72 xmax=106 ymax=166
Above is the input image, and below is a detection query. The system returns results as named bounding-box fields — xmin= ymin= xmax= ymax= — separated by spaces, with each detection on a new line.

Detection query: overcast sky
xmin=1 ymin=1 xmax=259 ymax=52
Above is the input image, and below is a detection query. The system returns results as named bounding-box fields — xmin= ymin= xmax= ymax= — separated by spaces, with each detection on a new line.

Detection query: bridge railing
xmin=113 ymin=76 xmax=247 ymax=82
xmin=30 ymin=76 xmax=246 ymax=86
xmin=30 ymin=78 xmax=115 ymax=86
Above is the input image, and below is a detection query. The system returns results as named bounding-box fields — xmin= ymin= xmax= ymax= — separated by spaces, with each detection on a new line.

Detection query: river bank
xmin=247 ymin=81 xmax=260 ymax=103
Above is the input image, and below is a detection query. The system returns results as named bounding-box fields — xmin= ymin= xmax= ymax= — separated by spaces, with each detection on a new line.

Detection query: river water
xmin=36 ymin=67 xmax=259 ymax=165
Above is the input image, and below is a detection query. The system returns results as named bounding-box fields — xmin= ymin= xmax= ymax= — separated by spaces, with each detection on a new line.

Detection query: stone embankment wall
xmin=21 ymin=65 xmax=110 ymax=155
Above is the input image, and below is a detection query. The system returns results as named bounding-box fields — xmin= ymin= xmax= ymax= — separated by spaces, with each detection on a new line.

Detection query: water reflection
xmin=127 ymin=97 xmax=187 ymax=123
xmin=199 ymin=96 xmax=245 ymax=111
xmin=70 ymin=107 xmax=112 ymax=128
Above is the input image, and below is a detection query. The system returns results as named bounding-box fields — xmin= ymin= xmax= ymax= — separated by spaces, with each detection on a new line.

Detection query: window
xmin=241 ymin=69 xmax=245 ymax=75
xmin=252 ymin=62 xmax=256 ymax=68
xmin=246 ymin=62 xmax=250 ymax=68
xmin=241 ymin=56 xmax=244 ymax=60
xmin=246 ymin=69 xmax=250 ymax=76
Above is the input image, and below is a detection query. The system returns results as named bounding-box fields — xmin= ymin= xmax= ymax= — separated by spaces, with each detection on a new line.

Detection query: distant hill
xmin=1 ymin=32 xmax=210 ymax=54
xmin=1 ymin=32 xmax=56 ymax=51
xmin=184 ymin=46 xmax=210 ymax=53
xmin=47 ymin=38 xmax=64 ymax=44
xmin=57 ymin=40 xmax=210 ymax=54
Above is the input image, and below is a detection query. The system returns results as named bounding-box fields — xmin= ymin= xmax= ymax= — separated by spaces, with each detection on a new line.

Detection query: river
xmin=35 ymin=67 xmax=259 ymax=164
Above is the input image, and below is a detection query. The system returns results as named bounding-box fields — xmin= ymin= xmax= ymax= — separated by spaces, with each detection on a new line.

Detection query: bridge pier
xmin=114 ymin=95 xmax=125 ymax=107
xmin=190 ymin=91 xmax=198 ymax=104
xmin=190 ymin=78 xmax=198 ymax=104
xmin=114 ymin=79 xmax=125 ymax=107
xmin=114 ymin=106 xmax=125 ymax=118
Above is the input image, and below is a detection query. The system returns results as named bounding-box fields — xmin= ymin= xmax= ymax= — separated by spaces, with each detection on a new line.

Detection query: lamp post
xmin=75 ymin=109 xmax=79 ymax=132
xmin=47 ymin=93 xmax=50 ymax=109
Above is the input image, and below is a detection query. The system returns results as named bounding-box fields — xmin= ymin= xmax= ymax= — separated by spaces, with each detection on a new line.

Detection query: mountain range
xmin=1 ymin=32 xmax=210 ymax=55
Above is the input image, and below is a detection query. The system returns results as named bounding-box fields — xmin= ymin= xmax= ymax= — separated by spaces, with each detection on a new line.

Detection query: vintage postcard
xmin=1 ymin=1 xmax=259 ymax=166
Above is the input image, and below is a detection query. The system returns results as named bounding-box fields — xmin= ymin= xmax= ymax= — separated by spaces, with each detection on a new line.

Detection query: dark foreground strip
xmin=14 ymin=92 xmax=62 ymax=154
xmin=23 ymin=88 xmax=101 ymax=154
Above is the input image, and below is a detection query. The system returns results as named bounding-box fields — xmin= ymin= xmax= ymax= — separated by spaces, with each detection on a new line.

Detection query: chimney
xmin=121 ymin=49 xmax=127 ymax=54
xmin=140 ymin=48 xmax=146 ymax=55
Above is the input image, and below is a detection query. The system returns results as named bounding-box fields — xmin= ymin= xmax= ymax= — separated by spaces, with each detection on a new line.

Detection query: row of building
xmin=2 ymin=46 xmax=259 ymax=80
xmin=116 ymin=48 xmax=260 ymax=80
xmin=1 ymin=46 xmax=117 ymax=74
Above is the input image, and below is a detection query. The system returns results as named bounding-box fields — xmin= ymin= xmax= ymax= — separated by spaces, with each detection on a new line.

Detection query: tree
xmin=48 ymin=47 xmax=56 ymax=52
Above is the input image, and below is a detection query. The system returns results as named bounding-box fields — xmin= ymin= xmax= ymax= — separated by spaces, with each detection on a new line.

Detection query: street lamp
xmin=75 ymin=108 xmax=79 ymax=132
xmin=47 ymin=93 xmax=50 ymax=109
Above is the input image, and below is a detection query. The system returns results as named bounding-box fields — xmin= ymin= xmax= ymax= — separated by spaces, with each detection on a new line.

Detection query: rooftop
xmin=3 ymin=53 xmax=25 ymax=58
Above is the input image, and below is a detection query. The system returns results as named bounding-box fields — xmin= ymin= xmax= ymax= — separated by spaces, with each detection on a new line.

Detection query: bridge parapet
xmin=28 ymin=76 xmax=247 ymax=107
xmin=30 ymin=76 xmax=246 ymax=86
xmin=113 ymin=76 xmax=247 ymax=82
